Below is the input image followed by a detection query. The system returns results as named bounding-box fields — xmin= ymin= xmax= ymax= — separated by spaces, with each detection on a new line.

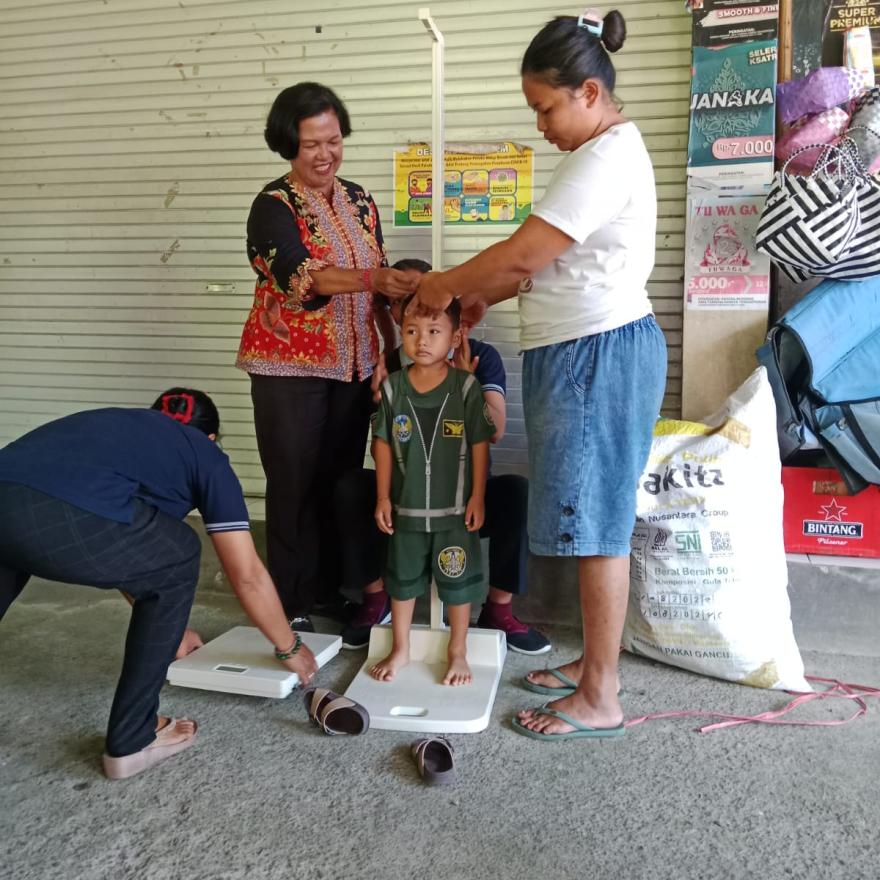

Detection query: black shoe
xmin=340 ymin=596 xmax=392 ymax=650
xmin=475 ymin=607 xmax=551 ymax=655
xmin=288 ymin=615 xmax=315 ymax=634
xmin=312 ymin=594 xmax=357 ymax=623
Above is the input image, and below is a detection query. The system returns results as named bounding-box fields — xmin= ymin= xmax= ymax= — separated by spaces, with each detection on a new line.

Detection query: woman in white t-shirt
xmin=413 ymin=8 xmax=667 ymax=741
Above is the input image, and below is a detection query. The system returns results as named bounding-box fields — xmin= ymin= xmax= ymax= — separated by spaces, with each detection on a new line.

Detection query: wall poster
xmin=393 ymin=141 xmax=533 ymax=228
xmin=687 ymin=39 xmax=778 ymax=184
xmin=684 ymin=193 xmax=771 ymax=310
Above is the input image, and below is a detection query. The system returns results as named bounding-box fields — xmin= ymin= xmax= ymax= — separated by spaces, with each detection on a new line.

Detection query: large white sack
xmin=623 ymin=367 xmax=810 ymax=691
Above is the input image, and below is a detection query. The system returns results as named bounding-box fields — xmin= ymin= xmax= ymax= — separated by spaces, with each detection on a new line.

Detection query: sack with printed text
xmin=622 ymin=368 xmax=809 ymax=691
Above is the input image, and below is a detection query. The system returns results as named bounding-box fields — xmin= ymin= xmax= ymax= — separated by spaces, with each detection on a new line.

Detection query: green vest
xmin=374 ymin=366 xmax=494 ymax=532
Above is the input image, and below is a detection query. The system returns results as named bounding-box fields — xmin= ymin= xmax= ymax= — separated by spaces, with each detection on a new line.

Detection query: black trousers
xmin=334 ymin=469 xmax=530 ymax=596
xmin=250 ymin=373 xmax=372 ymax=617
xmin=0 ymin=483 xmax=201 ymax=757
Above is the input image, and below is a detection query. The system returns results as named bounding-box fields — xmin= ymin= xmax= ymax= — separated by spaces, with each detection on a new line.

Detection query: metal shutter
xmin=0 ymin=0 xmax=688 ymax=492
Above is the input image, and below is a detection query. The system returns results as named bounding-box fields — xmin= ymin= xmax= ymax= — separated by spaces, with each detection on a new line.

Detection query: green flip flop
xmin=523 ymin=669 xmax=625 ymax=698
xmin=521 ymin=668 xmax=578 ymax=696
xmin=511 ymin=705 xmax=626 ymax=741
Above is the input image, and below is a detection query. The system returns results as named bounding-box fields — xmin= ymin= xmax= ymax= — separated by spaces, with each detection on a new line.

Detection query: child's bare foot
xmin=370 ymin=648 xmax=410 ymax=682
xmin=443 ymin=651 xmax=471 ymax=686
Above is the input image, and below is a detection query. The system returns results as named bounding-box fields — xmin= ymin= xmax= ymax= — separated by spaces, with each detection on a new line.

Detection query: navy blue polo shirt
xmin=0 ymin=408 xmax=249 ymax=534
xmin=468 ymin=338 xmax=506 ymax=398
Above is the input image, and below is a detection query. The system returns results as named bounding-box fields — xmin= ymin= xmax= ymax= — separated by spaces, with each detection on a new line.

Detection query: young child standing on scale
xmin=370 ymin=296 xmax=495 ymax=686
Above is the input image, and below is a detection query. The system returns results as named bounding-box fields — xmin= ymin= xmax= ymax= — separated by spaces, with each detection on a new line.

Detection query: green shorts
xmin=385 ymin=527 xmax=484 ymax=605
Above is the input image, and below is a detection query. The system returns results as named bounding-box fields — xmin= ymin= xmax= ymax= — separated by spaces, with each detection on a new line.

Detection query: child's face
xmin=401 ymin=310 xmax=460 ymax=367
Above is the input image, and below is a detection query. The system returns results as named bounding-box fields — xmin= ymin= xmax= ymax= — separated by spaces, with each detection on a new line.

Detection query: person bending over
xmin=0 ymin=389 xmax=317 ymax=779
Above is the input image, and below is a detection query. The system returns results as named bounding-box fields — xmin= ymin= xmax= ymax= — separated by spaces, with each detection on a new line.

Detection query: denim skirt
xmin=522 ymin=315 xmax=667 ymax=558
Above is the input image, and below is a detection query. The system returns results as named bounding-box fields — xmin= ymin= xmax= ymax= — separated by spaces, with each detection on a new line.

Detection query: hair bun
xmin=601 ymin=10 xmax=626 ymax=53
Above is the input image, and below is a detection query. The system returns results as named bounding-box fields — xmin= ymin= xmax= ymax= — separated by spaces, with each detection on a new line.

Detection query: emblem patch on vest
xmin=442 ymin=419 xmax=464 ymax=438
xmin=437 ymin=545 xmax=467 ymax=578
xmin=393 ymin=414 xmax=413 ymax=443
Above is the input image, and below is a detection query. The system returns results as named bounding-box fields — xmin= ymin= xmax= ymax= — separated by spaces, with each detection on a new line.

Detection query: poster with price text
xmin=684 ymin=194 xmax=770 ymax=310
xmin=393 ymin=142 xmax=533 ymax=227
xmin=687 ymin=40 xmax=778 ymax=184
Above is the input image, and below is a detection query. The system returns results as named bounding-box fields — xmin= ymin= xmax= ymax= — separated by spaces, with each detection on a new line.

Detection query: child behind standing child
xmin=370 ymin=296 xmax=495 ymax=686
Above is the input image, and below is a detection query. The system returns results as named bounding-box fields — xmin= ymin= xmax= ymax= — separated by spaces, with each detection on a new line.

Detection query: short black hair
xmin=392 ymin=258 xmax=432 ymax=274
xmin=264 ymin=82 xmax=352 ymax=160
xmin=400 ymin=293 xmax=461 ymax=330
xmin=151 ymin=387 xmax=220 ymax=437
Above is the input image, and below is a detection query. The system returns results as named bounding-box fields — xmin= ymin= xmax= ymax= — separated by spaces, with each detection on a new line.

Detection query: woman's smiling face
xmin=291 ymin=110 xmax=344 ymax=194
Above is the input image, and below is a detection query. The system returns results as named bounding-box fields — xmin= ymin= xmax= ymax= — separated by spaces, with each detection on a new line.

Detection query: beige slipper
xmin=102 ymin=717 xmax=199 ymax=780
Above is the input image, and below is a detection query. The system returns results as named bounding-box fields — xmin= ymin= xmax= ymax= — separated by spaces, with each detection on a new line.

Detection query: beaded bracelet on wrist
xmin=274 ymin=632 xmax=303 ymax=661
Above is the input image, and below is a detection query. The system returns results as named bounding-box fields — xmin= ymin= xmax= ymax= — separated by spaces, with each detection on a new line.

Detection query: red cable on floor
xmin=624 ymin=676 xmax=880 ymax=733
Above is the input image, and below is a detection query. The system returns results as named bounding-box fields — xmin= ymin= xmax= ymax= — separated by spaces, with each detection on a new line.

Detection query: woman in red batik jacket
xmin=236 ymin=82 xmax=416 ymax=629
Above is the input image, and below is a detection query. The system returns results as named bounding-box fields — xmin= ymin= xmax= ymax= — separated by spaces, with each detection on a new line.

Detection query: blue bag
xmin=757 ymin=276 xmax=880 ymax=492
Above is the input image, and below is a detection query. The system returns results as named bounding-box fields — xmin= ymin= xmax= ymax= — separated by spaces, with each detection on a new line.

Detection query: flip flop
xmin=522 ymin=668 xmax=578 ymax=696
xmin=511 ymin=706 xmax=625 ymax=741
xmin=411 ymin=736 xmax=456 ymax=785
xmin=102 ymin=717 xmax=199 ymax=779
xmin=522 ymin=669 xmax=625 ymax=698
xmin=303 ymin=687 xmax=370 ymax=736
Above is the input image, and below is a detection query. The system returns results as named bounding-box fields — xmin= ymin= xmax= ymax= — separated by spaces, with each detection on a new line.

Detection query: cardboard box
xmin=782 ymin=466 xmax=880 ymax=558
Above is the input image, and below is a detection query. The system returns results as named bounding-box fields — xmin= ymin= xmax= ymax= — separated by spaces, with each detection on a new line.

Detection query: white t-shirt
xmin=519 ymin=121 xmax=657 ymax=349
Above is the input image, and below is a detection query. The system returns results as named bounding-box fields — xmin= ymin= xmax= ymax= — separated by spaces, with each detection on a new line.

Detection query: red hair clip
xmin=160 ymin=392 xmax=195 ymax=425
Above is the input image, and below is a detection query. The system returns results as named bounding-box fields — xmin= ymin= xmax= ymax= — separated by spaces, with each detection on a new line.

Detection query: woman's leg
xmin=520 ymin=317 xmax=667 ymax=723
xmin=104 ymin=504 xmax=202 ymax=757
xmin=0 ymin=483 xmax=32 ymax=617
xmin=335 ymin=467 xmax=390 ymax=649
xmin=315 ymin=377 xmax=373 ymax=606
xmin=0 ymin=485 xmax=201 ymax=757
xmin=250 ymin=374 xmax=329 ymax=619
xmin=518 ymin=556 xmax=626 ymax=733
xmin=0 ymin=563 xmax=30 ymax=620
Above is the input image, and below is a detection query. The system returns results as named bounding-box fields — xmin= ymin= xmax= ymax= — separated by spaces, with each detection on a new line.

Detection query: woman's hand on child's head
xmin=375 ymin=497 xmax=395 ymax=535
xmin=409 ymin=271 xmax=454 ymax=316
xmin=374 ymin=268 xmax=419 ymax=299
xmin=459 ymin=294 xmax=487 ymax=330
xmin=465 ymin=496 xmax=485 ymax=532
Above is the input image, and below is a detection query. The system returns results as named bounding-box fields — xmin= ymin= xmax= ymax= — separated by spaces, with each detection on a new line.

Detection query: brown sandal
xmin=102 ymin=717 xmax=198 ymax=780
xmin=303 ymin=687 xmax=370 ymax=735
xmin=411 ymin=736 xmax=456 ymax=785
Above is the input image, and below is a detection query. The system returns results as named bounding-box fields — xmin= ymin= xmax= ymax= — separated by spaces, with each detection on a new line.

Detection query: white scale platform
xmin=167 ymin=626 xmax=342 ymax=699
xmin=345 ymin=616 xmax=507 ymax=734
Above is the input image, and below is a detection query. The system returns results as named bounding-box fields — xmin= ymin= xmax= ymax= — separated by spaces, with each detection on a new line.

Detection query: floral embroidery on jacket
xmin=236 ymin=176 xmax=386 ymax=380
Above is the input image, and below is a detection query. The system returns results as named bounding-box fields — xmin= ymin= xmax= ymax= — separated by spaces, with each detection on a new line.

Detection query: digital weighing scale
xmin=167 ymin=626 xmax=342 ymax=699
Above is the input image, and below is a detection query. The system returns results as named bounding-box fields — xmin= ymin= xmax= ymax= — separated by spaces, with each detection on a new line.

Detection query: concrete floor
xmin=2 ymin=573 xmax=879 ymax=880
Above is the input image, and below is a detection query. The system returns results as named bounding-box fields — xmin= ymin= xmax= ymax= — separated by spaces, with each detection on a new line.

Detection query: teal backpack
xmin=757 ymin=276 xmax=880 ymax=493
